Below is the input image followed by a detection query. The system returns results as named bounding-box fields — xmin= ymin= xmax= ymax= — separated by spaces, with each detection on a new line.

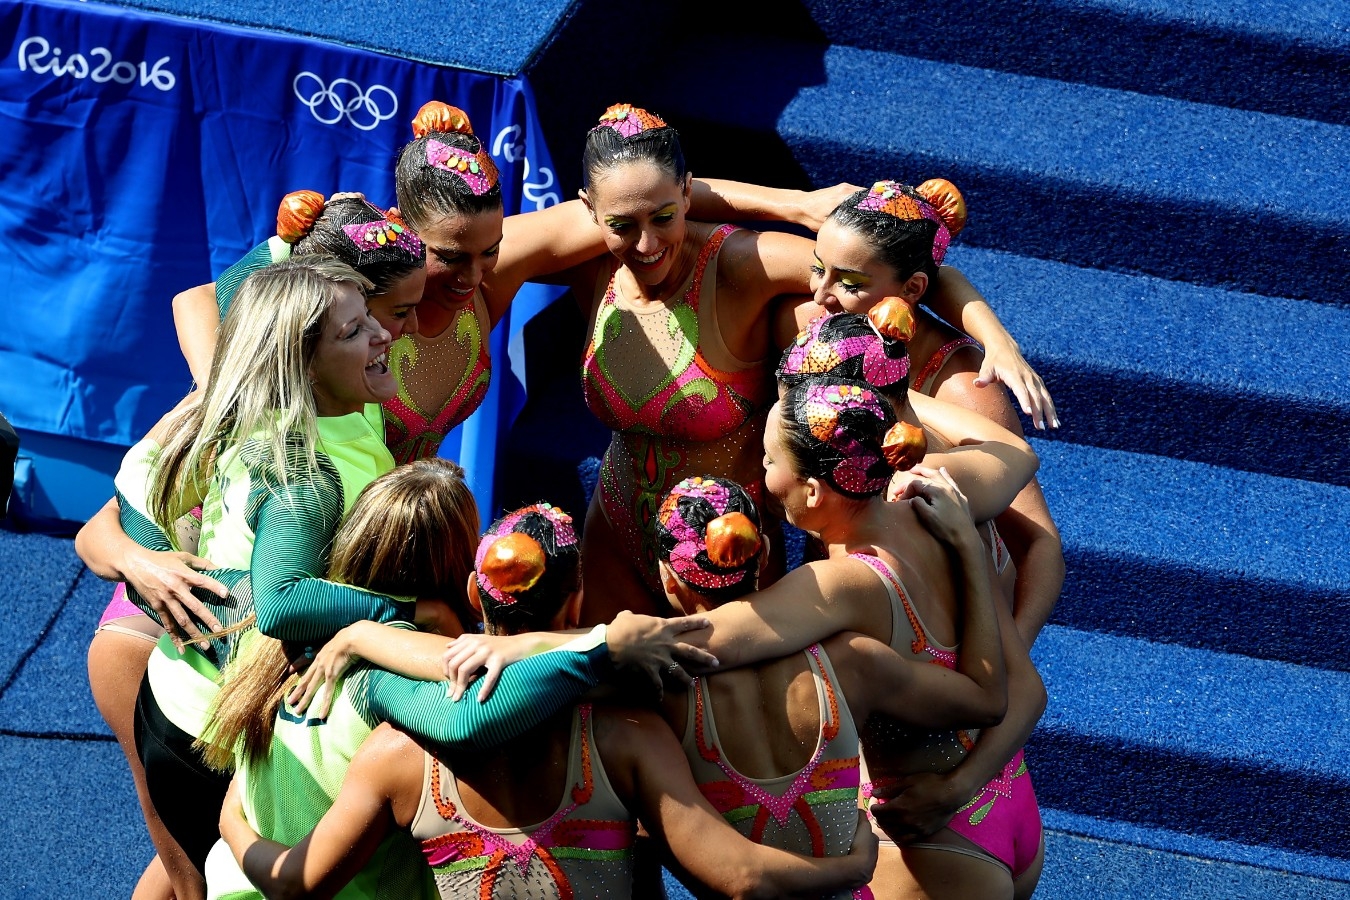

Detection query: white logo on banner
xmin=17 ymin=36 xmax=176 ymax=92
xmin=292 ymin=73 xmax=397 ymax=131
xmin=492 ymin=125 xmax=559 ymax=210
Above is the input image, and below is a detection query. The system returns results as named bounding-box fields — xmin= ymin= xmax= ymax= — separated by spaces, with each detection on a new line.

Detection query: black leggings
xmin=133 ymin=675 xmax=231 ymax=874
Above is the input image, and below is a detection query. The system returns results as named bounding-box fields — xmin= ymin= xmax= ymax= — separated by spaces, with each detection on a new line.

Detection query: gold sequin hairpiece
xmin=474 ymin=503 xmax=576 ymax=606
xmin=796 ymin=381 xmax=895 ymax=497
xmin=412 ymin=101 xmax=501 ymax=195
xmin=854 ymin=179 xmax=967 ymax=265
xmin=592 ymin=103 xmax=668 ymax=138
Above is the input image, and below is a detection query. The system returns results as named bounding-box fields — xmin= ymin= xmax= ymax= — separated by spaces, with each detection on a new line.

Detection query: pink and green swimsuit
xmin=582 ymin=224 xmax=772 ymax=592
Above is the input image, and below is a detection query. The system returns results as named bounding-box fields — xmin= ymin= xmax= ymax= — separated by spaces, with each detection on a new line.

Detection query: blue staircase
xmin=526 ymin=1 xmax=1350 ymax=895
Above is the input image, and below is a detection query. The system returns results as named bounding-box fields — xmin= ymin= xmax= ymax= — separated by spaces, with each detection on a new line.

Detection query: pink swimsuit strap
xmin=914 ymin=336 xmax=980 ymax=395
xmin=582 ymin=224 xmax=768 ymax=440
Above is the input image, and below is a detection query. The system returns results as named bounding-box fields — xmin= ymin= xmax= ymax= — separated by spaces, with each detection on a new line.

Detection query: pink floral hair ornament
xmin=854 ymin=180 xmax=961 ymax=266
xmin=781 ymin=313 xmax=910 ymax=391
xmin=474 ymin=503 xmax=577 ymax=606
xmin=799 ymin=382 xmax=893 ymax=496
xmin=658 ymin=477 xmax=761 ymax=592
xmin=592 ymin=103 xmax=668 ymax=138
xmin=425 ymin=139 xmax=500 ymax=195
xmin=341 ymin=219 xmax=425 ymax=257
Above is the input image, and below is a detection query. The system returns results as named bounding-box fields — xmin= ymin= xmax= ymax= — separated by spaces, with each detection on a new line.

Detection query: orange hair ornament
xmin=480 ymin=532 xmax=547 ymax=596
xmin=411 ymin=101 xmax=473 ymax=138
xmin=881 ymin=421 xmax=928 ymax=471
xmin=276 ymin=190 xmax=325 ymax=244
xmin=593 ymin=103 xmax=667 ymax=138
xmin=704 ymin=512 xmax=761 ymax=569
xmin=915 ymin=178 xmax=968 ymax=237
xmin=868 ymin=298 xmax=918 ymax=343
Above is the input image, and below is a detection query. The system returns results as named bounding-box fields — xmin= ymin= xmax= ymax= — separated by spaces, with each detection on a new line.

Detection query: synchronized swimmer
xmin=77 ymin=102 xmax=1060 ymax=900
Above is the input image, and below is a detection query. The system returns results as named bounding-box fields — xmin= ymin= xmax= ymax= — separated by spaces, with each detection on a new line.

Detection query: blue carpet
xmin=0 ymin=735 xmax=146 ymax=897
xmin=0 ymin=568 xmax=117 ymax=738
xmin=87 ymin=0 xmax=575 ymax=75
xmin=0 ymin=533 xmax=86 ymax=692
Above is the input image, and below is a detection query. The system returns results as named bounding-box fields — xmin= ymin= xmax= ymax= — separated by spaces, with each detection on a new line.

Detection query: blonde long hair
xmin=148 ymin=257 xmax=374 ymax=531
xmin=198 ymin=459 xmax=481 ymax=771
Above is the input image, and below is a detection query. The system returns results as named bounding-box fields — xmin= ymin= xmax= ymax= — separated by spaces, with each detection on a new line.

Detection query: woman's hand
xmin=894 ymin=467 xmax=980 ymax=550
xmin=844 ymin=809 xmax=880 ymax=885
xmin=605 ymin=610 xmax=718 ymax=694
xmin=123 ymin=548 xmax=227 ymax=651
xmin=441 ymin=633 xmax=533 ymax=703
xmin=797 ymin=182 xmax=863 ymax=231
xmin=867 ymin=771 xmax=970 ymax=841
xmin=974 ymin=337 xmax=1059 ymax=430
xmin=287 ymin=627 xmax=360 ymax=719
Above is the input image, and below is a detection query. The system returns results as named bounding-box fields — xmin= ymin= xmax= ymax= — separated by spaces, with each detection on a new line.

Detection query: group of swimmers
xmin=75 ymin=100 xmax=1062 ymax=899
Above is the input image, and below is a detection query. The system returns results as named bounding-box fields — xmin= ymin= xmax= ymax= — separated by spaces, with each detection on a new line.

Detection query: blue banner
xmin=0 ymin=0 xmax=565 ymax=518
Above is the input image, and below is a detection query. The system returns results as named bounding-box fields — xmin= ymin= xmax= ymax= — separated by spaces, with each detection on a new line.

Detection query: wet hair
xmin=778 ymin=312 xmax=912 ymax=403
xmin=581 ymin=103 xmax=687 ymax=192
xmin=656 ymin=476 xmax=762 ymax=604
xmin=394 ymin=101 xmax=504 ymax=230
xmin=283 ymin=195 xmax=425 ymax=297
xmin=475 ymin=503 xmax=580 ymax=633
xmin=199 ymin=458 xmax=481 ymax=770
xmin=827 ymin=180 xmax=966 ymax=303
xmin=777 ymin=376 xmax=901 ymax=500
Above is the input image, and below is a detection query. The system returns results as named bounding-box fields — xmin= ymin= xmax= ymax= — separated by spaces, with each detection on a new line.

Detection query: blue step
xmin=640 ymin=36 xmax=1350 ymax=305
xmin=1027 ymin=626 xmax=1350 ymax=858
xmin=945 ymin=244 xmax=1350 ymax=487
xmin=795 ymin=0 xmax=1350 ymax=126
xmin=1035 ymin=440 xmax=1350 ymax=670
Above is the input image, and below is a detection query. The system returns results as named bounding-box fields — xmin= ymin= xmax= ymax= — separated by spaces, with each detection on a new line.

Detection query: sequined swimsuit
xmin=851 ymin=553 xmax=1041 ymax=878
xmin=682 ymin=645 xmax=872 ymax=900
xmin=582 ymin=224 xmax=772 ymax=592
xmin=383 ymin=300 xmax=492 ymax=464
xmin=412 ymin=704 xmax=636 ymax=899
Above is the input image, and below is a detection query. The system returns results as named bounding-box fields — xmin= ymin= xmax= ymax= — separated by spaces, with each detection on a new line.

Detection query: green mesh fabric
xmin=350 ymin=642 xmax=614 ymax=750
xmin=215 ymin=239 xmax=287 ymax=317
xmin=219 ymin=436 xmax=409 ymax=643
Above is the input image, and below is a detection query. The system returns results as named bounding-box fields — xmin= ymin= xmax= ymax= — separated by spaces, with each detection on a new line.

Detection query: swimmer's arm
xmin=928 ymin=266 xmax=1058 ymax=429
xmin=698 ymin=561 xmax=879 ymax=670
xmin=692 ymin=179 xmax=861 ymax=232
xmin=222 ymin=725 xmax=415 ymax=900
xmin=606 ymin=708 xmax=876 ymax=899
xmin=485 ymin=200 xmax=609 ymax=325
xmin=172 ymin=283 xmax=218 ymax=388
xmin=905 ymin=391 xmax=1038 ymax=522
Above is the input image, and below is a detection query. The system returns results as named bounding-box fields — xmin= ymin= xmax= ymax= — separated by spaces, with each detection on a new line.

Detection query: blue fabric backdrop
xmin=0 ymin=0 xmax=566 ymax=518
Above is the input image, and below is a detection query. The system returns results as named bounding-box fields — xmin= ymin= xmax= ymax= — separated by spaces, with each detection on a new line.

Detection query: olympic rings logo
xmin=292 ymin=72 xmax=397 ymax=131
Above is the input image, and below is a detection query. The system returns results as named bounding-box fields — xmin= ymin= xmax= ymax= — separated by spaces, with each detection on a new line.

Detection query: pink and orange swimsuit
xmin=683 ymin=644 xmax=873 ymax=900
xmin=851 ymin=552 xmax=1041 ymax=879
xmin=412 ymin=704 xmax=635 ymax=899
xmin=582 ymin=224 xmax=772 ymax=592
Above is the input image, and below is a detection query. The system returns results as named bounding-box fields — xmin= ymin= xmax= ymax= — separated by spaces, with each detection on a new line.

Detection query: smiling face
xmin=810 ymin=218 xmax=927 ymax=316
xmin=308 ymin=283 xmax=396 ymax=417
xmin=366 ymin=267 xmax=425 ymax=340
xmin=583 ymin=160 xmax=692 ymax=286
xmin=416 ymin=209 xmax=504 ymax=305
